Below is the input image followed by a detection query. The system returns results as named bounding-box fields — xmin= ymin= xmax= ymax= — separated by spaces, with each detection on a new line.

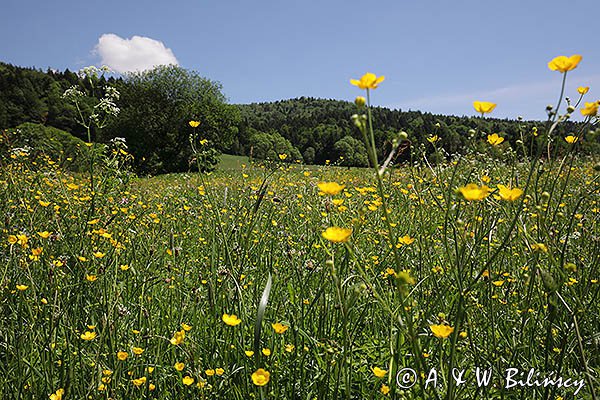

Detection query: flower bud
xmin=541 ymin=192 xmax=550 ymax=201
xmin=354 ymin=96 xmax=366 ymax=107
xmin=567 ymin=105 xmax=575 ymax=113
xmin=546 ymin=105 xmax=554 ymax=111
xmin=398 ymin=131 xmax=408 ymax=141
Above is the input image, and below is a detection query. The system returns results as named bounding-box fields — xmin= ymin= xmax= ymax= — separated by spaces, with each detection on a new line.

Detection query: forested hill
xmin=1 ymin=61 xmax=596 ymax=173
xmin=233 ymin=97 xmax=589 ymax=166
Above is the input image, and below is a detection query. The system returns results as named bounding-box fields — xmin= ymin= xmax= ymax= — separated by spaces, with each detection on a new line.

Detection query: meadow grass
xmin=1 ymin=58 xmax=599 ymax=400
xmin=1 ymin=149 xmax=598 ymax=399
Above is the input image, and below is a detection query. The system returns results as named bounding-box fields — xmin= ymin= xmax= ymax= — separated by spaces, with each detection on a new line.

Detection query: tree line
xmin=1 ymin=62 xmax=597 ymax=174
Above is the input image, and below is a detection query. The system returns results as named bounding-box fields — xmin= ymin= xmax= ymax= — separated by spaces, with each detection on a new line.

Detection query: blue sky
xmin=2 ymin=0 xmax=598 ymax=120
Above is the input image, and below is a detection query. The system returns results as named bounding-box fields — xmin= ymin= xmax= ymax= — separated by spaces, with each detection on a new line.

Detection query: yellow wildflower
xmin=322 ymin=227 xmax=352 ymax=243
xmin=487 ymin=133 xmax=504 ymax=146
xmin=170 ymin=329 xmax=185 ymax=345
xmin=174 ymin=362 xmax=185 ymax=371
xmin=372 ymin=366 xmax=387 ymax=378
xmin=182 ymin=376 xmax=194 ymax=386
xmin=132 ymin=347 xmax=144 ymax=355
xmin=181 ymin=323 xmax=192 ymax=331
xmin=565 ymin=135 xmax=578 ymax=144
xmin=430 ymin=324 xmax=454 ymax=339
xmin=317 ymin=181 xmax=345 ymax=195
xmin=458 ymin=184 xmax=490 ymax=201
xmin=548 ymin=55 xmax=582 ymax=72
xmin=117 ymin=351 xmax=128 ymax=360
xmin=251 ymin=368 xmax=270 ymax=386
xmin=222 ymin=313 xmax=242 ymax=326
xmin=577 ymin=86 xmax=589 ymax=95
xmin=272 ymin=322 xmax=289 ymax=334
xmin=398 ymin=235 xmax=415 ymax=245
xmin=189 ymin=120 xmax=200 ymax=128
xmin=16 ymin=284 xmax=28 ymax=291
xmin=381 ymin=384 xmax=390 ymax=395
xmin=581 ymin=101 xmax=599 ymax=117
xmin=473 ymin=101 xmax=496 ymax=115
xmin=350 ymin=72 xmax=385 ymax=90
xmin=80 ymin=331 xmax=96 ymax=341
xmin=49 ymin=388 xmax=64 ymax=400
xmin=132 ymin=376 xmax=146 ymax=387
xmin=496 ymin=185 xmax=523 ymax=201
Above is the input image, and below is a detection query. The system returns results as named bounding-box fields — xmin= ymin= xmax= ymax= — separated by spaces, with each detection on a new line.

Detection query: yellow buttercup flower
xmin=497 ymin=184 xmax=523 ymax=201
xmin=355 ymin=96 xmax=366 ymax=107
xmin=16 ymin=284 xmax=28 ymax=291
xmin=398 ymin=235 xmax=415 ymax=245
xmin=50 ymin=388 xmax=64 ymax=400
xmin=181 ymin=323 xmax=192 ymax=331
xmin=38 ymin=231 xmax=52 ymax=238
xmin=174 ymin=362 xmax=185 ymax=371
xmin=117 ymin=351 xmax=128 ymax=360
xmin=317 ymin=181 xmax=345 ymax=195
xmin=132 ymin=376 xmax=147 ymax=387
xmin=458 ymin=184 xmax=490 ymax=201
xmin=487 ymin=133 xmax=504 ymax=146
xmin=132 ymin=347 xmax=144 ymax=355
xmin=430 ymin=324 xmax=454 ymax=339
xmin=272 ymin=322 xmax=289 ymax=334
xmin=80 ymin=331 xmax=96 ymax=341
xmin=381 ymin=384 xmax=391 ymax=395
xmin=322 ymin=227 xmax=352 ymax=243
xmin=577 ymin=86 xmax=589 ymax=95
xmin=350 ymin=72 xmax=385 ymax=90
xmin=372 ymin=366 xmax=387 ymax=378
xmin=189 ymin=120 xmax=200 ymax=128
xmin=182 ymin=376 xmax=194 ymax=386
xmin=251 ymin=368 xmax=270 ymax=386
xmin=427 ymin=135 xmax=440 ymax=144
xmin=531 ymin=243 xmax=548 ymax=253
xmin=548 ymin=55 xmax=582 ymax=73
xmin=473 ymin=101 xmax=496 ymax=115
xmin=170 ymin=329 xmax=185 ymax=345
xmin=222 ymin=313 xmax=242 ymax=326
xmin=564 ymin=135 xmax=578 ymax=144
xmin=278 ymin=153 xmax=288 ymax=160
xmin=580 ymin=101 xmax=599 ymax=117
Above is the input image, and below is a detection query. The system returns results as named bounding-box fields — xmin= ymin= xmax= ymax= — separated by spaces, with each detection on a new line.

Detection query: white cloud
xmin=94 ymin=33 xmax=179 ymax=74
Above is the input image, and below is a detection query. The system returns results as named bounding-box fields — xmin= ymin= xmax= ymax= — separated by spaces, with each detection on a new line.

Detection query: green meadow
xmin=1 ymin=60 xmax=599 ymax=399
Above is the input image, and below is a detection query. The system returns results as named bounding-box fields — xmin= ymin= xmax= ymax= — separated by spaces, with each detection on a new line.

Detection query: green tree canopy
xmin=104 ymin=65 xmax=240 ymax=174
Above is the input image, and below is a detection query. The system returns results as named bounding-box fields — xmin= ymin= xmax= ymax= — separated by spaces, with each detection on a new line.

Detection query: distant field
xmin=218 ymin=153 xmax=250 ymax=170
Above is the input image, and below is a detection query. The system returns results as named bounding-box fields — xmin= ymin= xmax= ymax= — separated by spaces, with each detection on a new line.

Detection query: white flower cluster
xmin=62 ymin=86 xmax=84 ymax=100
xmin=78 ymin=65 xmax=110 ymax=79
